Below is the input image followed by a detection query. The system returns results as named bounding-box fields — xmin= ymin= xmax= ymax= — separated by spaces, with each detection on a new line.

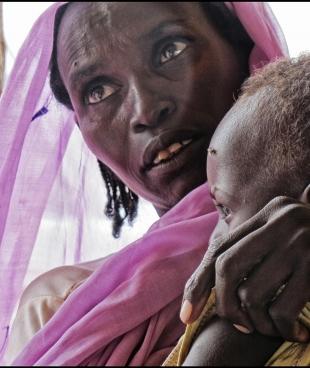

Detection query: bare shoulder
xmin=183 ymin=315 xmax=283 ymax=366
xmin=19 ymin=255 xmax=109 ymax=308
xmin=19 ymin=263 xmax=95 ymax=307
xmin=6 ymin=264 xmax=93 ymax=364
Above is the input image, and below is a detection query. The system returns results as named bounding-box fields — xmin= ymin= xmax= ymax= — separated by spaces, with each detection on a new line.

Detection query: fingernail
xmin=180 ymin=300 xmax=192 ymax=324
xmin=233 ymin=324 xmax=251 ymax=334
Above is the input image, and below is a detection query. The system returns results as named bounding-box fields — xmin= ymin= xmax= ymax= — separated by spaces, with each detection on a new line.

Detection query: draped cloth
xmin=0 ymin=2 xmax=288 ymax=365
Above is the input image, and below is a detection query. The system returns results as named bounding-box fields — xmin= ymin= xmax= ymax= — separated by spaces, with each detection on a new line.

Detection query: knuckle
xmin=215 ymin=254 xmax=233 ymax=278
xmin=238 ymin=287 xmax=263 ymax=309
xmin=184 ymin=273 xmax=204 ymax=301
xmin=277 ymin=203 xmax=309 ymax=224
xmin=183 ymin=287 xmax=194 ymax=302
xmin=269 ymin=204 xmax=296 ymax=225
xmin=281 ymin=203 xmax=303 ymax=217
xmin=184 ymin=275 xmax=198 ymax=293
xmin=238 ymin=287 xmax=259 ymax=309
xmin=263 ymin=196 xmax=293 ymax=218
xmin=296 ymin=227 xmax=310 ymax=243
xmin=201 ymin=250 xmax=216 ymax=268
xmin=272 ymin=196 xmax=293 ymax=207
xmin=288 ymin=227 xmax=310 ymax=252
xmin=285 ymin=203 xmax=303 ymax=214
xmin=207 ymin=237 xmax=226 ymax=258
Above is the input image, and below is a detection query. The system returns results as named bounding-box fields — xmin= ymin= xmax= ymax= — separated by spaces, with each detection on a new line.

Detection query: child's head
xmin=207 ymin=54 xmax=310 ymax=237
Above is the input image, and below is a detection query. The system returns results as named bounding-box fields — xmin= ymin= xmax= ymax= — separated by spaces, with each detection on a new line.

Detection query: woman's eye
xmin=85 ymin=84 xmax=117 ymax=105
xmin=159 ymin=41 xmax=188 ymax=65
xmin=216 ymin=204 xmax=232 ymax=220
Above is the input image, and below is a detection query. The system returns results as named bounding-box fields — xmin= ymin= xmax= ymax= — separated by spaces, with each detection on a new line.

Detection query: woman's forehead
xmin=57 ymin=2 xmax=210 ymax=79
xmin=59 ymin=2 xmax=204 ymax=44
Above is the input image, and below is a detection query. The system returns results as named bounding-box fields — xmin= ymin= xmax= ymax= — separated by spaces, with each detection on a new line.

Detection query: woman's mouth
xmin=142 ymin=137 xmax=208 ymax=181
xmin=151 ymin=139 xmax=193 ymax=167
xmin=141 ymin=129 xmax=209 ymax=179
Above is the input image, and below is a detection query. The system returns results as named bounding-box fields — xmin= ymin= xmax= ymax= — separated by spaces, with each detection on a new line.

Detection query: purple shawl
xmin=0 ymin=2 xmax=288 ymax=365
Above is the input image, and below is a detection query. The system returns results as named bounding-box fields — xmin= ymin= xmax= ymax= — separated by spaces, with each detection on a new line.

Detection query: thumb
xmin=180 ymin=294 xmax=208 ymax=324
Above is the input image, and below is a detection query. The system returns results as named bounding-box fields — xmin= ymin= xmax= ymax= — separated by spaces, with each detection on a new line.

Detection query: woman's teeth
xmin=153 ymin=139 xmax=193 ymax=165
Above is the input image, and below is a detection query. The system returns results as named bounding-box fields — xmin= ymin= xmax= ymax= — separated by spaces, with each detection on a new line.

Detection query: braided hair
xmin=98 ymin=160 xmax=138 ymax=238
xmin=49 ymin=2 xmax=253 ymax=238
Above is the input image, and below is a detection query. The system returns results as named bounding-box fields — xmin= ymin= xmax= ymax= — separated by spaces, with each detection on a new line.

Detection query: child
xmin=164 ymin=54 xmax=310 ymax=366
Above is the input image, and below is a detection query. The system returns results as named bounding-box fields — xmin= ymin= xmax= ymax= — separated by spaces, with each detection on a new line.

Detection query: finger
xmin=182 ymin=206 xmax=273 ymax=316
xmin=182 ymin=196 xmax=299 ymax=325
xmin=218 ymin=195 xmax=299 ymax=253
xmin=215 ymin=197 xmax=310 ymax=337
xmin=237 ymin=251 xmax=293 ymax=336
xmin=208 ymin=205 xmax=269 ymax=258
xmin=180 ymin=295 xmax=208 ymax=324
xmin=267 ymin=196 xmax=310 ymax=226
xmin=269 ymin=267 xmax=310 ymax=342
xmin=182 ymin=255 xmax=215 ymax=323
xmin=215 ymin=256 xmax=254 ymax=332
xmin=209 ymin=195 xmax=308 ymax=265
xmin=213 ymin=223 xmax=287 ymax=331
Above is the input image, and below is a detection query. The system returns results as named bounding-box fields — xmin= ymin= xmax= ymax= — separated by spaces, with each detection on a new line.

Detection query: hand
xmin=180 ymin=196 xmax=310 ymax=343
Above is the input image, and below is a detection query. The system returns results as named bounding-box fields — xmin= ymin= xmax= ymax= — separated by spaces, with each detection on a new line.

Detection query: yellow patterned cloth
xmin=163 ymin=290 xmax=310 ymax=366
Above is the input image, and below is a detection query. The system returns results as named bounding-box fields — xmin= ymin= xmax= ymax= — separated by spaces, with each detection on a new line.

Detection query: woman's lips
xmin=149 ymin=139 xmax=193 ymax=167
xmin=143 ymin=136 xmax=208 ymax=178
xmin=142 ymin=130 xmax=203 ymax=172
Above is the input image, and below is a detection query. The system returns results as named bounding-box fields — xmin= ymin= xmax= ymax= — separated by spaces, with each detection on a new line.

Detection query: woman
xmin=1 ymin=2 xmax=309 ymax=366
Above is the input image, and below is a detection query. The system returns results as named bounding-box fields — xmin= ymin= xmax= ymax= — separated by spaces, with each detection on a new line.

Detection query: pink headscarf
xmin=0 ymin=2 xmax=288 ymax=365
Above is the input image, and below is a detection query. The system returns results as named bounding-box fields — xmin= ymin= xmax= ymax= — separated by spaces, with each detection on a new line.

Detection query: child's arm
xmin=182 ymin=315 xmax=283 ymax=366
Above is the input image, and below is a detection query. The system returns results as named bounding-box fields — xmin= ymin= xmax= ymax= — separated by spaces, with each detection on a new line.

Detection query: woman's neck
xmin=154 ymin=206 xmax=167 ymax=217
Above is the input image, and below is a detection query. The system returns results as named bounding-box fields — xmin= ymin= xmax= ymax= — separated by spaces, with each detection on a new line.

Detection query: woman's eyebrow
xmin=69 ymin=62 xmax=102 ymax=88
xmin=144 ymin=18 xmax=189 ymax=40
xmin=68 ymin=19 xmax=190 ymax=87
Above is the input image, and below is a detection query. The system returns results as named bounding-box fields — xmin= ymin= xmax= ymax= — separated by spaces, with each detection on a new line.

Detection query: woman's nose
xmin=128 ymin=79 xmax=176 ymax=132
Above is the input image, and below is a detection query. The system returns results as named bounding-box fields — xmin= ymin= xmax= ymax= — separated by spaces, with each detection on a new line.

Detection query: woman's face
xmin=57 ymin=2 xmax=248 ymax=214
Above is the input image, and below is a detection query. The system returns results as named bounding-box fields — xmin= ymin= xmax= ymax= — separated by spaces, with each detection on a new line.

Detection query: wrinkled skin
xmin=57 ymin=2 xmax=247 ymax=215
xmin=56 ymin=1 xmax=310 ymax=348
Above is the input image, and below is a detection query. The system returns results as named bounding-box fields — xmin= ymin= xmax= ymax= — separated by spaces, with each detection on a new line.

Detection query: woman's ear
xmin=299 ymin=184 xmax=310 ymax=204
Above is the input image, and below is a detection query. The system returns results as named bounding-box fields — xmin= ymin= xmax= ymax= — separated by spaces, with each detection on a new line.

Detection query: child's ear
xmin=300 ymin=184 xmax=310 ymax=204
